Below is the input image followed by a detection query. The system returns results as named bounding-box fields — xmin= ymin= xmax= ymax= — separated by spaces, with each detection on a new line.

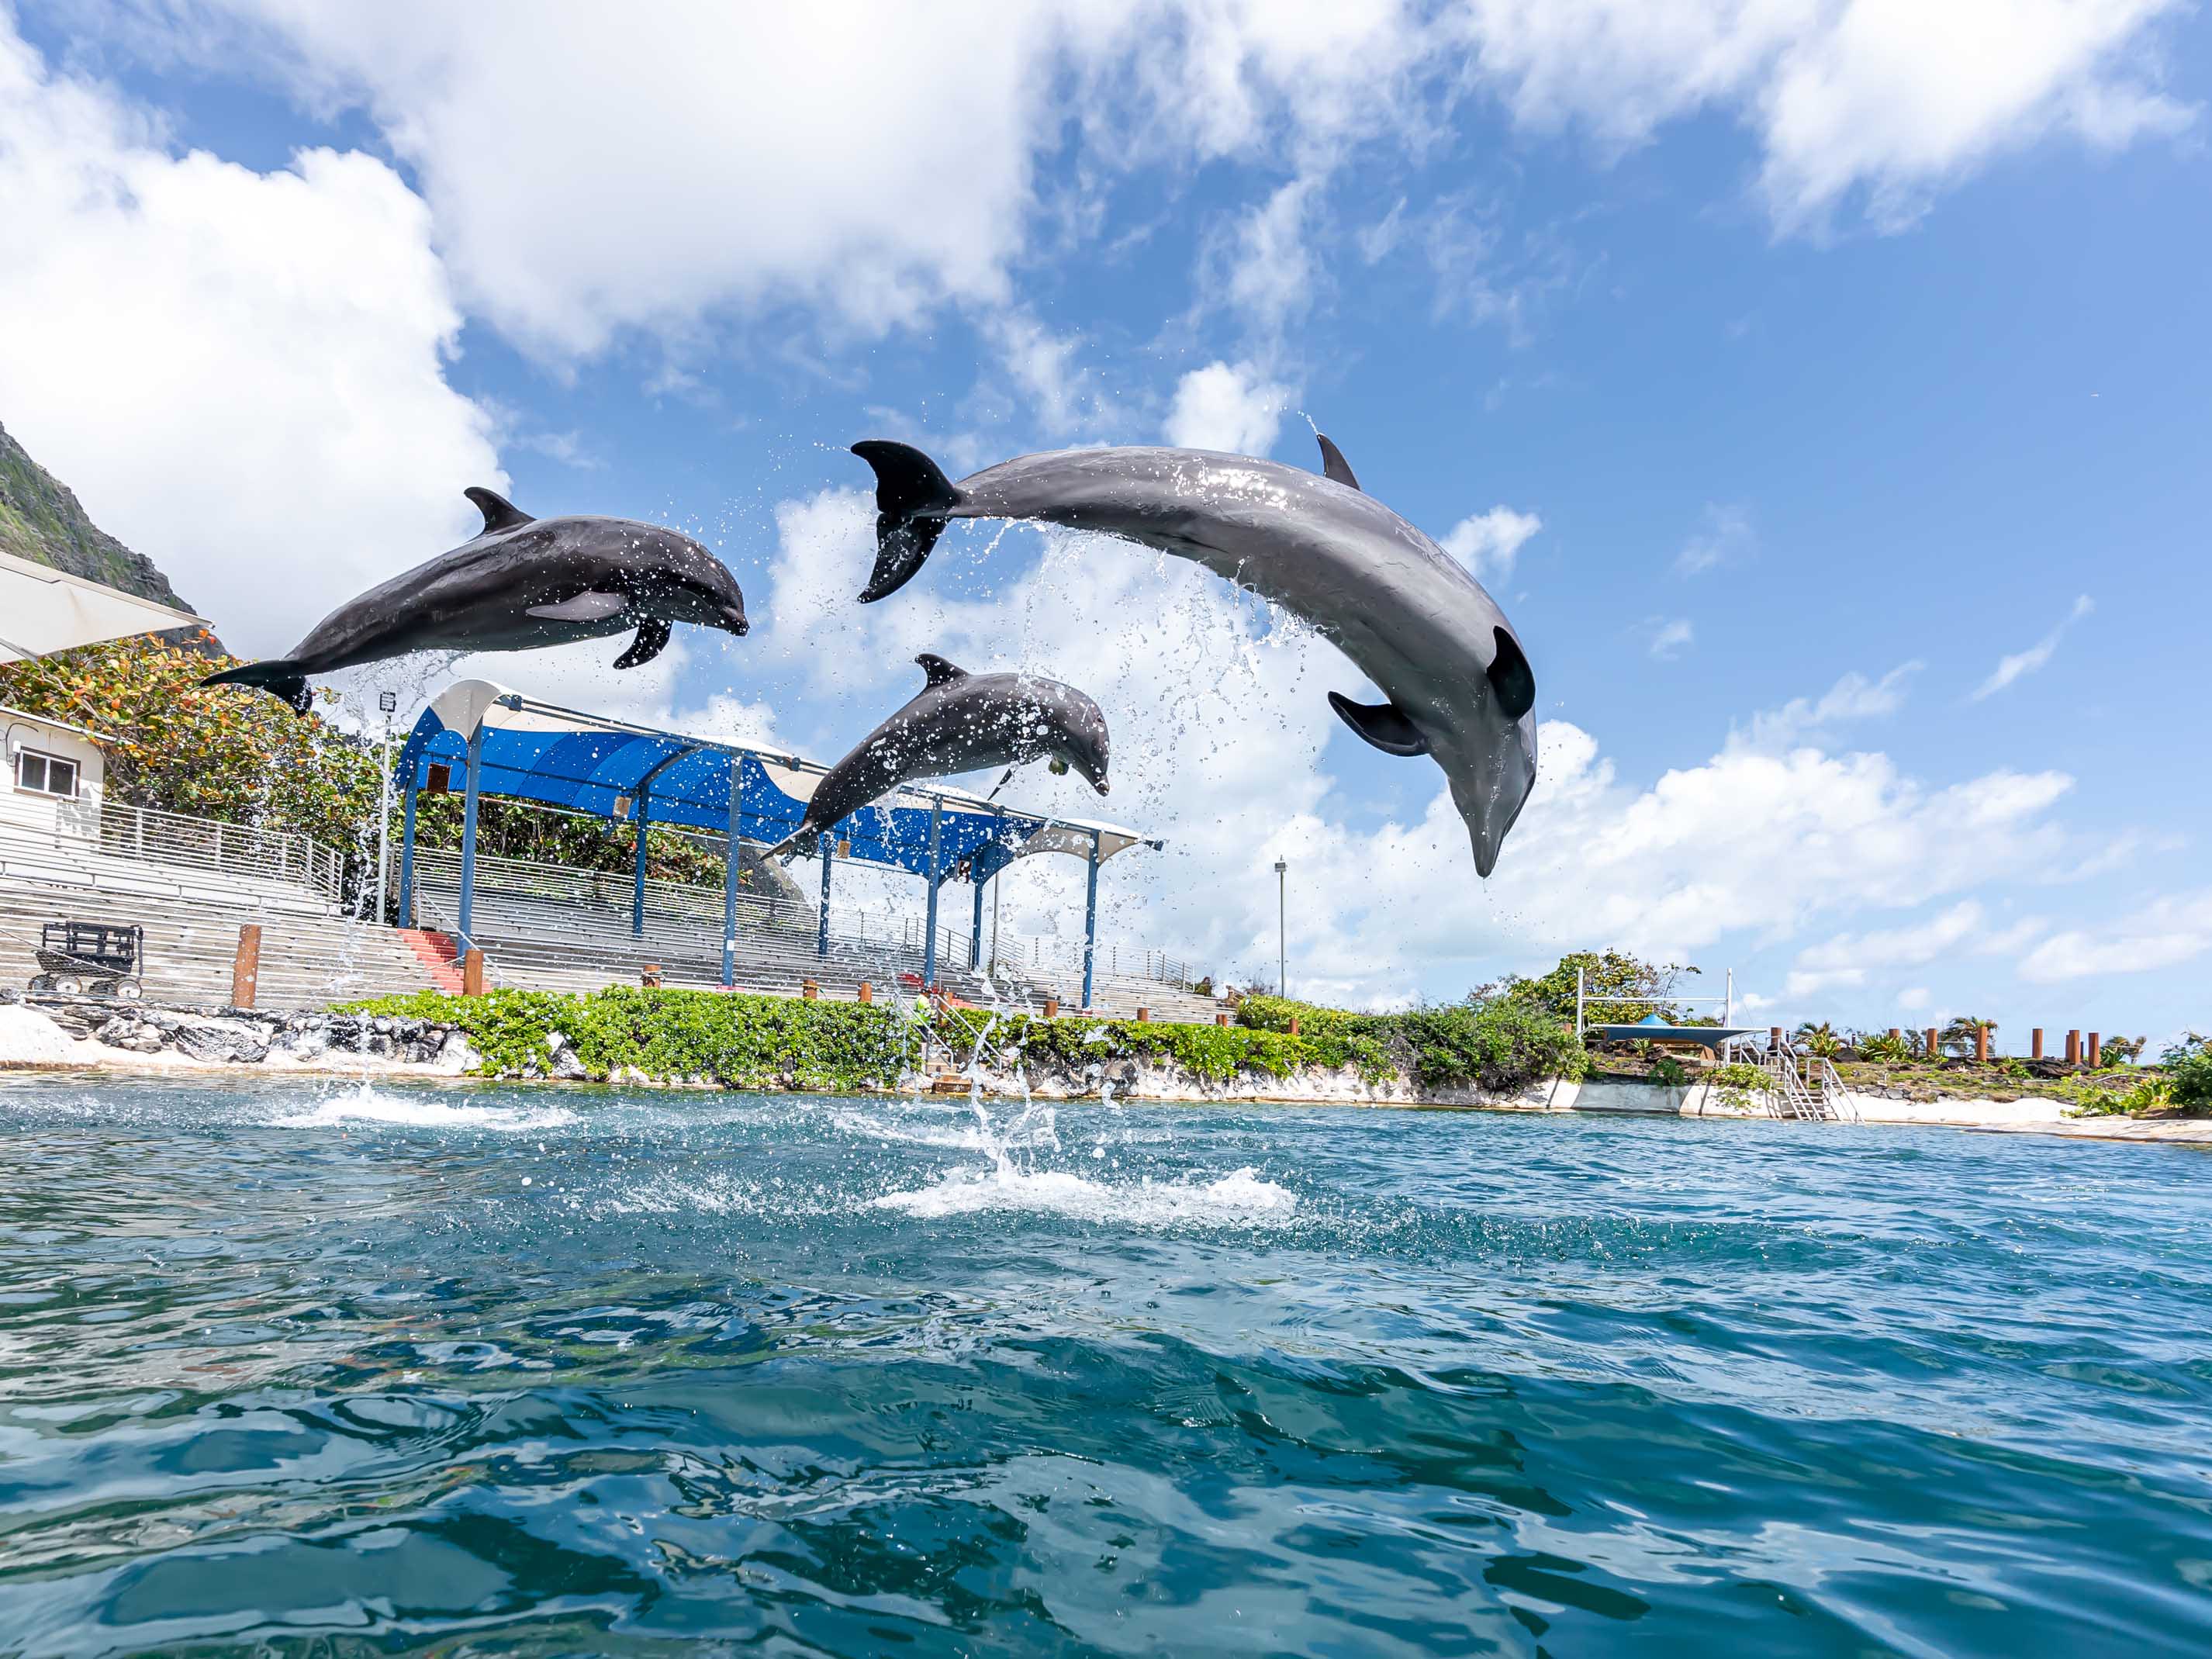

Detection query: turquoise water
xmin=2 ymin=1079 xmax=2209 ymax=1655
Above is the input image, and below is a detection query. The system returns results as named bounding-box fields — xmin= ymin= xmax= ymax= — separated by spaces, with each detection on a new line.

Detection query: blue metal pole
xmin=458 ymin=726 xmax=485 ymax=947
xmin=1080 ymin=828 xmax=1101 ymax=1011
xmin=817 ymin=838 xmax=833 ymax=957
xmin=721 ymin=756 xmax=742 ymax=987
xmin=970 ymin=869 xmax=985 ymax=969
xmin=632 ymin=784 xmax=649 ymax=938
xmin=921 ymin=798 xmax=943 ymax=991
xmin=398 ymin=771 xmax=419 ymax=928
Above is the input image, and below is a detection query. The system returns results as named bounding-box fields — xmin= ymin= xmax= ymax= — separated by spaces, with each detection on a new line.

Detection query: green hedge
xmin=340 ymin=985 xmax=1588 ymax=1094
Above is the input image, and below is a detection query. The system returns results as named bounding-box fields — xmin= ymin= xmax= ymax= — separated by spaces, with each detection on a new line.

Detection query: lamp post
xmin=1274 ymin=858 xmax=1287 ymax=998
xmin=375 ymin=690 xmax=397 ymax=923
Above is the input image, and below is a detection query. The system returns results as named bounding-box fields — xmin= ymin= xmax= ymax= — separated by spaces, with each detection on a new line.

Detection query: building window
xmin=14 ymin=748 xmax=79 ymax=799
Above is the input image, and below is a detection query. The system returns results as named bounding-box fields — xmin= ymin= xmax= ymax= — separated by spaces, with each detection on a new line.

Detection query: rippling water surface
xmin=2 ymin=1077 xmax=2210 ymax=1656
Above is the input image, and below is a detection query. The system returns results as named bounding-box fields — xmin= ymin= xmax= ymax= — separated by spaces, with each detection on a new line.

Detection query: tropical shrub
xmin=2164 ymin=1032 xmax=2212 ymax=1114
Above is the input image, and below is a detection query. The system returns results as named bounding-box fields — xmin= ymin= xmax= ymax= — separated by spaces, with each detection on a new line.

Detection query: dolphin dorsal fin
xmin=465 ymin=486 xmax=534 ymax=535
xmin=916 ymin=652 xmax=968 ymax=688
xmin=1315 ymin=434 xmax=1360 ymax=492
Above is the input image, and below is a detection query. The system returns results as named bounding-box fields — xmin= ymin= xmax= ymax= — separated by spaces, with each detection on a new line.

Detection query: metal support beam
xmin=817 ymin=838 xmax=833 ymax=957
xmin=921 ymin=798 xmax=943 ymax=992
xmin=970 ymin=869 xmax=985 ymax=970
xmin=1081 ymin=828 xmax=1101 ymax=1011
xmin=458 ymin=725 xmax=485 ymax=948
xmin=721 ymin=755 xmax=744 ymax=987
xmin=632 ymin=783 xmax=650 ymax=938
xmin=398 ymin=772 xmax=419 ymax=928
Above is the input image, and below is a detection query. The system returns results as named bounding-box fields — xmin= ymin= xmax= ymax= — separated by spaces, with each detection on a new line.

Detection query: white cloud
xmin=2017 ymin=888 xmax=2212 ymax=982
xmin=1972 ymin=593 xmax=2094 ymax=700
xmin=1784 ymin=900 xmax=1989 ymax=996
xmin=1734 ymin=662 xmax=1920 ymax=752
xmin=1675 ymin=501 xmax=1754 ymax=575
xmin=1456 ymin=0 xmax=2193 ymax=229
xmin=1897 ymin=986 xmax=1931 ymax=1011
xmin=1164 ymin=361 xmax=1292 ymax=454
xmin=1647 ymin=617 xmax=1695 ymax=660
xmin=0 ymin=19 xmax=503 ymax=657
xmin=1442 ymin=506 xmax=1544 ymax=586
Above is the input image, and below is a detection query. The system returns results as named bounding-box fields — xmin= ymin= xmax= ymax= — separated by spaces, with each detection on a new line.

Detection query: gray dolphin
xmin=849 ymin=437 xmax=1538 ymax=876
xmin=201 ymin=488 xmax=749 ymax=713
xmin=767 ymin=653 xmax=1111 ymax=862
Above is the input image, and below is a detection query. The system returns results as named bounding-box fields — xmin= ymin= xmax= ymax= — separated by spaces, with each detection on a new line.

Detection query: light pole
xmin=376 ymin=690 xmax=398 ymax=923
xmin=1274 ymin=858 xmax=1287 ymax=997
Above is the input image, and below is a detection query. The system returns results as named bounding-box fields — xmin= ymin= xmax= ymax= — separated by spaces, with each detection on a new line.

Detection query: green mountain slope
xmin=0 ymin=420 xmax=196 ymax=612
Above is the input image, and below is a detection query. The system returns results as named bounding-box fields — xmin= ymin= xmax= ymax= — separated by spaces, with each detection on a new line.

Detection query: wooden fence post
xmin=2032 ymin=1028 xmax=2044 ymax=1059
xmin=1042 ymin=997 xmax=1059 ymax=1018
xmin=1924 ymin=1027 xmax=1938 ymax=1058
xmin=1215 ymin=1012 xmax=1229 ymax=1027
xmin=230 ymin=924 xmax=261 ymax=1010
xmin=2087 ymin=1032 xmax=2102 ymax=1068
xmin=462 ymin=948 xmax=486 ymax=997
xmin=2065 ymin=1030 xmax=2081 ymax=1064
xmin=1975 ymin=1025 xmax=1989 ymax=1063
xmin=857 ymin=981 xmax=872 ymax=1004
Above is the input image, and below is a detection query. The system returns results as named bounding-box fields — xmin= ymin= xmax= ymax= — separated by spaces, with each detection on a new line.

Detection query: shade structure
xmin=0 ymin=548 xmax=206 ymax=663
xmin=1587 ymin=1013 xmax=1766 ymax=1051
xmin=394 ymin=679 xmax=1160 ymax=1006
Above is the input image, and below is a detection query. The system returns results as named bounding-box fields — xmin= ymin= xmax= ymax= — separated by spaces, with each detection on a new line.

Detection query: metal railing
xmin=1004 ymin=935 xmax=1194 ymax=988
xmin=2 ymin=799 xmax=344 ymax=904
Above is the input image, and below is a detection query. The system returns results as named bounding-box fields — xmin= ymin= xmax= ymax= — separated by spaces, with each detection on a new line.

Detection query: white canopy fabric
xmin=0 ymin=548 xmax=206 ymax=664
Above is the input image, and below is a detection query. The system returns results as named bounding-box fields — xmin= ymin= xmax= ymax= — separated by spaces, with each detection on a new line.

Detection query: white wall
xmin=0 ymin=708 xmax=105 ymax=838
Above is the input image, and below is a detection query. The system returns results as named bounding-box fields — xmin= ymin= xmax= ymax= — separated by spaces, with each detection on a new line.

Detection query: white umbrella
xmin=0 ymin=548 xmax=207 ymax=663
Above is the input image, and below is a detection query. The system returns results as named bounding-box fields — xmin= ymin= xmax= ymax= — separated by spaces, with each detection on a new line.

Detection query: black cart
xmin=30 ymin=920 xmax=145 ymax=999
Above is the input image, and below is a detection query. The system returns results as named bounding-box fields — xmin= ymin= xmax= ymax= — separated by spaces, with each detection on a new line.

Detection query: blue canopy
xmin=396 ymin=679 xmax=1150 ymax=882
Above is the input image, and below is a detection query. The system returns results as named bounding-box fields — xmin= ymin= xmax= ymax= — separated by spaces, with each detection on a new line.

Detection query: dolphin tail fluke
xmin=199 ymin=660 xmax=313 ymax=717
xmin=851 ymin=440 xmax=960 ymax=603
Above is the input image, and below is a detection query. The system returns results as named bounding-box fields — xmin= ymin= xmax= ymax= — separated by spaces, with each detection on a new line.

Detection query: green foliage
xmin=2073 ymin=1077 xmax=2176 ymax=1118
xmin=1941 ymin=1014 xmax=1997 ymax=1057
xmin=1707 ymin=1059 xmax=1769 ymax=1114
xmin=1855 ymin=1032 xmax=1917 ymax=1064
xmin=345 ymin=987 xmax=920 ymax=1089
xmin=939 ymin=1005 xmax=1322 ymax=1084
xmin=1236 ymin=989 xmax=1586 ymax=1093
xmin=1794 ymin=1020 xmax=1844 ymax=1059
xmin=2163 ymin=1033 xmax=2212 ymax=1113
xmin=1485 ymin=948 xmax=1692 ymax=1026
xmin=2097 ymin=1035 xmax=2147 ymax=1068
xmin=1649 ymin=1055 xmax=1691 ymax=1089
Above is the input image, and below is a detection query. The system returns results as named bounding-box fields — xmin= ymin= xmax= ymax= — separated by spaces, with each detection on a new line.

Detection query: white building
xmin=1 ymin=703 xmax=106 ymax=837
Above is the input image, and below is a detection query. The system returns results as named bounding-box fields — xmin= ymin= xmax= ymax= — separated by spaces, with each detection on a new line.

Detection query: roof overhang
xmin=0 ymin=549 xmax=206 ymax=664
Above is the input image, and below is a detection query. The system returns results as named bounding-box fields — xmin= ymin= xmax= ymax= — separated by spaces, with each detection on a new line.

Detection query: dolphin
xmin=849 ymin=437 xmax=1538 ymax=876
xmin=767 ymin=653 xmax=1110 ymax=862
xmin=200 ymin=488 xmax=750 ymax=714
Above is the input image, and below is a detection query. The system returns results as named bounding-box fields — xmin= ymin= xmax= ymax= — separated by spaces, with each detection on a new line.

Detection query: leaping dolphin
xmin=201 ymin=488 xmax=750 ymax=714
xmin=767 ymin=653 xmax=1110 ymax=862
xmin=849 ymin=437 xmax=1538 ymax=876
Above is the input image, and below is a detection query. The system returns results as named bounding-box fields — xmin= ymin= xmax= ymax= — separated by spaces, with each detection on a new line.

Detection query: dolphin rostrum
xmin=849 ymin=437 xmax=1537 ymax=876
xmin=766 ymin=653 xmax=1110 ymax=862
xmin=200 ymin=488 xmax=749 ymax=714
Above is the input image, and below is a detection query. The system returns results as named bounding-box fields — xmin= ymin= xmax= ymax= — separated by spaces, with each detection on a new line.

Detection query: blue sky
xmin=2 ymin=2 xmax=2205 ymax=1040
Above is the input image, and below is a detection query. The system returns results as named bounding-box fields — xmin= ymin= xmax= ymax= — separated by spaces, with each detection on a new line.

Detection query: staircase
xmin=1758 ymin=1047 xmax=1861 ymax=1123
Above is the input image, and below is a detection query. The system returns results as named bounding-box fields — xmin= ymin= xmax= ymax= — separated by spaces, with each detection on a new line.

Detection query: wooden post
xmin=461 ymin=947 xmax=485 ymax=997
xmin=1925 ymin=1027 xmax=1939 ymax=1058
xmin=1215 ymin=1012 xmax=1229 ymax=1027
xmin=1975 ymin=1025 xmax=1989 ymax=1063
xmin=802 ymin=979 xmax=819 ymax=1001
xmin=1290 ymin=1016 xmax=1301 ymax=1036
xmin=1888 ymin=1027 xmax=1901 ymax=1043
xmin=2032 ymin=1028 xmax=2044 ymax=1059
xmin=2065 ymin=1030 xmax=2080 ymax=1064
xmin=1042 ymin=996 xmax=1059 ymax=1018
xmin=1770 ymin=1025 xmax=1784 ymax=1052
xmin=2088 ymin=1032 xmax=2102 ymax=1068
xmin=230 ymin=924 xmax=261 ymax=1010
xmin=640 ymin=963 xmax=662 ymax=990
xmin=1135 ymin=1007 xmax=1149 ymax=1023
xmin=857 ymin=981 xmax=872 ymax=1004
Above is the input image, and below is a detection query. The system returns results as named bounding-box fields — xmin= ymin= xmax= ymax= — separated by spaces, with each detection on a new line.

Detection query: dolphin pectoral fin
xmin=915 ymin=652 xmax=968 ymax=687
xmin=527 ymin=590 xmax=630 ymax=623
xmin=1315 ymin=434 xmax=1360 ymax=492
xmin=1487 ymin=626 xmax=1536 ymax=721
xmin=613 ymin=619 xmax=672 ymax=669
xmin=852 ymin=441 xmax=962 ymax=603
xmin=1328 ymin=692 xmax=1428 ymax=756
xmin=465 ymin=486 xmax=534 ymax=534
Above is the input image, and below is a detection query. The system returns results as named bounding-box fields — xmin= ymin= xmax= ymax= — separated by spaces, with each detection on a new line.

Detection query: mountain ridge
xmin=0 ymin=420 xmax=197 ymax=614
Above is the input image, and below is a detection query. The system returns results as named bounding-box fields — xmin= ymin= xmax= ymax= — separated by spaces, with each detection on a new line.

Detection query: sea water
xmin=1 ymin=1076 xmax=2208 ymax=1655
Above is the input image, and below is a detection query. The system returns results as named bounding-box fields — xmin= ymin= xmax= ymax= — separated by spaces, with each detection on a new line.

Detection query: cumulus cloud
xmin=2017 ymin=888 xmax=2212 ymax=982
xmin=1442 ymin=506 xmax=1544 ymax=586
xmin=1784 ymin=900 xmax=1993 ymax=997
xmin=0 ymin=17 xmax=503 ymax=656
xmin=1972 ymin=593 xmax=2094 ymax=700
xmin=1164 ymin=361 xmax=1292 ymax=453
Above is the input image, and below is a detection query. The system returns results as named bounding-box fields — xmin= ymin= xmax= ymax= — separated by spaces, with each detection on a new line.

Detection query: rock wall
xmin=4 ymin=992 xmax=478 ymax=1072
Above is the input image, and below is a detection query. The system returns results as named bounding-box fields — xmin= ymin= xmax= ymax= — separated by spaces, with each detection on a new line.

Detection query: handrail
xmin=1 ymin=800 xmax=344 ymax=904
